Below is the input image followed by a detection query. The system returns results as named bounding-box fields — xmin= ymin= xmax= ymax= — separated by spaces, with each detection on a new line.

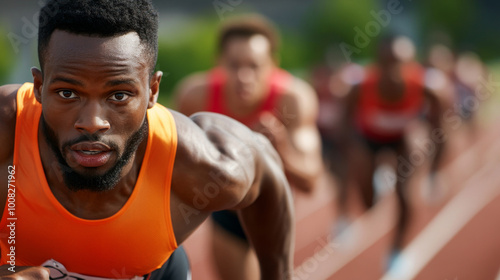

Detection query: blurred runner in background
xmin=174 ymin=15 xmax=325 ymax=280
xmin=338 ymin=35 xmax=445 ymax=263
xmin=426 ymin=44 xmax=489 ymax=141
xmin=310 ymin=50 xmax=364 ymax=178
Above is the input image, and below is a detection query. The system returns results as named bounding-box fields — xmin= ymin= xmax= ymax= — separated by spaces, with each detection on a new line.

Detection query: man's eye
xmin=57 ymin=90 xmax=77 ymax=99
xmin=109 ymin=92 xmax=130 ymax=101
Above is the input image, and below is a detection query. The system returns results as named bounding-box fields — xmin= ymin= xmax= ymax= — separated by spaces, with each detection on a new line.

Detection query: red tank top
xmin=356 ymin=63 xmax=425 ymax=142
xmin=0 ymin=83 xmax=178 ymax=278
xmin=207 ymin=67 xmax=291 ymax=127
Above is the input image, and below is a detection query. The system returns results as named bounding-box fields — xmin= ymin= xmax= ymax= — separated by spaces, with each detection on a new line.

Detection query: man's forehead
xmin=248 ymin=35 xmax=270 ymax=53
xmin=225 ymin=34 xmax=271 ymax=56
xmin=46 ymin=30 xmax=145 ymax=60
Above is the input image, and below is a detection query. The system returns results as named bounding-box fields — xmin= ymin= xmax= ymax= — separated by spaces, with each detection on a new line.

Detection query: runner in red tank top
xmin=175 ymin=15 xmax=325 ymax=280
xmin=206 ymin=66 xmax=291 ymax=127
xmin=339 ymin=35 xmax=445 ymax=266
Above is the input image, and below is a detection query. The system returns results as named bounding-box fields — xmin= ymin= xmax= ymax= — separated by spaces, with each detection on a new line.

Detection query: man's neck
xmin=223 ymin=86 xmax=270 ymax=119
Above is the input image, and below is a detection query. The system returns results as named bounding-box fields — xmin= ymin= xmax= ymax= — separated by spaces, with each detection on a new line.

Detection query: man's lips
xmin=71 ymin=142 xmax=111 ymax=152
xmin=69 ymin=142 xmax=113 ymax=168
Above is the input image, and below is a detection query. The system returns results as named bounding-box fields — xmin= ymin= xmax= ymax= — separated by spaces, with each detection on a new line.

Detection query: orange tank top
xmin=356 ymin=63 xmax=425 ymax=142
xmin=0 ymin=83 xmax=178 ymax=278
xmin=207 ymin=67 xmax=291 ymax=127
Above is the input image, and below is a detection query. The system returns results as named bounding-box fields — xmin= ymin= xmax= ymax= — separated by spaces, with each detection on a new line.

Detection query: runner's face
xmin=377 ymin=42 xmax=398 ymax=69
xmin=219 ymin=35 xmax=274 ymax=104
xmin=33 ymin=30 xmax=159 ymax=190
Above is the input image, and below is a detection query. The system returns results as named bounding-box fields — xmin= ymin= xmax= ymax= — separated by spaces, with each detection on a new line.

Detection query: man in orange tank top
xmin=0 ymin=1 xmax=295 ymax=279
xmin=174 ymin=16 xmax=324 ymax=280
xmin=339 ymin=35 xmax=444 ymax=265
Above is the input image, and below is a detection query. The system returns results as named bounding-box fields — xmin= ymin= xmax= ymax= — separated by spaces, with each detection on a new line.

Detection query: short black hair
xmin=38 ymin=0 xmax=159 ymax=73
xmin=218 ymin=14 xmax=280 ymax=55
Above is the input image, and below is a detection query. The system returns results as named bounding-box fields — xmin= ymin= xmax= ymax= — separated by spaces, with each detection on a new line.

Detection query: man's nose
xmin=236 ymin=67 xmax=254 ymax=83
xmin=74 ymin=102 xmax=110 ymax=135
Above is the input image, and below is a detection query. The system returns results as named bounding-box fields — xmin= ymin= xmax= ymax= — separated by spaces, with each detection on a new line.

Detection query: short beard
xmin=41 ymin=115 xmax=148 ymax=192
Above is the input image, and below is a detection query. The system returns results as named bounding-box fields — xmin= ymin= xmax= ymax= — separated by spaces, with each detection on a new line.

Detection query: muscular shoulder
xmin=278 ymin=76 xmax=319 ymax=126
xmin=170 ymin=110 xmax=262 ymax=211
xmin=173 ymin=72 xmax=211 ymax=116
xmin=0 ymin=84 xmax=21 ymax=162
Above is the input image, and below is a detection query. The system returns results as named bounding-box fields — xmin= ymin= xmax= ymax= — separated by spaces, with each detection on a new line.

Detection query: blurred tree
xmin=156 ymin=16 xmax=219 ymax=106
xmin=417 ymin=0 xmax=477 ymax=53
xmin=0 ymin=26 xmax=16 ymax=85
xmin=303 ymin=0 xmax=378 ymax=66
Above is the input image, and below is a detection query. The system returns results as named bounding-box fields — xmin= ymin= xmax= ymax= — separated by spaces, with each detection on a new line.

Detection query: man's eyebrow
xmin=49 ymin=77 xmax=84 ymax=86
xmin=105 ymin=79 xmax=137 ymax=87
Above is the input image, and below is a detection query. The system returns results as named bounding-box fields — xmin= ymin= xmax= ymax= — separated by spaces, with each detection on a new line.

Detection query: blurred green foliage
xmin=418 ymin=0 xmax=476 ymax=41
xmin=153 ymin=0 xmax=497 ymax=106
xmin=156 ymin=16 xmax=219 ymax=106
xmin=0 ymin=0 xmax=498 ymax=107
xmin=0 ymin=25 xmax=15 ymax=85
xmin=416 ymin=0 xmax=477 ymax=53
xmin=302 ymin=0 xmax=379 ymax=66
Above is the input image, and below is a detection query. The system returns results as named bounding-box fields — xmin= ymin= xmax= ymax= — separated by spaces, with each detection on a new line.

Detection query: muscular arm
xmin=424 ymin=88 xmax=445 ymax=173
xmin=0 ymin=84 xmax=20 ymax=221
xmin=259 ymin=78 xmax=324 ymax=193
xmin=170 ymin=111 xmax=294 ymax=279
xmin=339 ymin=85 xmax=360 ymax=143
xmin=0 ymin=85 xmax=50 ymax=279
xmin=335 ymin=84 xmax=361 ymax=184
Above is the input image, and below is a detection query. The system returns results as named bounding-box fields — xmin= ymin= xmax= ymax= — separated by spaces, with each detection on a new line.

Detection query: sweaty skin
xmin=175 ymin=35 xmax=324 ymax=193
xmin=0 ymin=31 xmax=294 ymax=280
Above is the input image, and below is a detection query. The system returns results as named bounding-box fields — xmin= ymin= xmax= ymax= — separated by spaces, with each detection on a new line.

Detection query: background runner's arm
xmin=424 ymin=88 xmax=445 ymax=173
xmin=255 ymin=78 xmax=324 ymax=193
xmin=336 ymin=85 xmax=361 ymax=183
xmin=173 ymin=73 xmax=208 ymax=117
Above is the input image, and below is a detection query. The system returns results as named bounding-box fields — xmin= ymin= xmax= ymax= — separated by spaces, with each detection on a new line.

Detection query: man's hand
xmin=0 ymin=265 xmax=50 ymax=279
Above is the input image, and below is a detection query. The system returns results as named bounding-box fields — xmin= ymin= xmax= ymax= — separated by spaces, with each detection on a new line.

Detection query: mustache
xmin=40 ymin=115 xmax=120 ymax=155
xmin=62 ymin=132 xmax=118 ymax=152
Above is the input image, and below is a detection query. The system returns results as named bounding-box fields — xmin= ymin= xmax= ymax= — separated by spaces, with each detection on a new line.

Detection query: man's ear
xmin=31 ymin=67 xmax=43 ymax=104
xmin=148 ymin=71 xmax=163 ymax=108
